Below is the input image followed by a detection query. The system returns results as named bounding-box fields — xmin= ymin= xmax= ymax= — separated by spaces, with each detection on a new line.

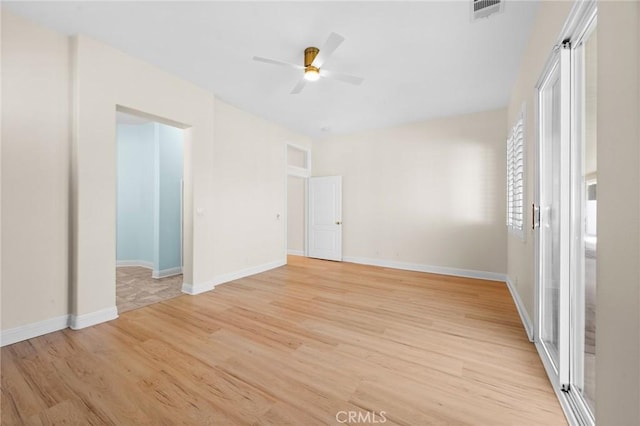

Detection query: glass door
xmin=537 ymin=45 xmax=571 ymax=388
xmin=535 ymin=5 xmax=597 ymax=423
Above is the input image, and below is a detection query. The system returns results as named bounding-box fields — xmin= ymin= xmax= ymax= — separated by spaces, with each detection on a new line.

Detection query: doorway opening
xmin=115 ymin=110 xmax=185 ymax=313
xmin=286 ymin=143 xmax=311 ymax=262
xmin=287 ymin=175 xmax=306 ymax=258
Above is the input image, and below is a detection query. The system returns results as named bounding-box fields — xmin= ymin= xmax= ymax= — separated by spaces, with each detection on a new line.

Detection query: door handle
xmin=532 ymin=203 xmax=540 ymax=230
xmin=335 ymin=221 xmax=342 ymax=225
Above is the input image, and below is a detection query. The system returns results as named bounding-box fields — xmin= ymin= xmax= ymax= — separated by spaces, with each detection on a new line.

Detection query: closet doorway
xmin=115 ymin=110 xmax=185 ymax=313
xmin=286 ymin=143 xmax=310 ymax=260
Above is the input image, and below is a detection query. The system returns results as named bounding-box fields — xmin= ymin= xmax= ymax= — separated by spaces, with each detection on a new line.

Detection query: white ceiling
xmin=5 ymin=1 xmax=539 ymax=139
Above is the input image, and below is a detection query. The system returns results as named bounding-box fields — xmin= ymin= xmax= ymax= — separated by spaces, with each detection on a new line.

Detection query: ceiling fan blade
xmin=290 ymin=79 xmax=307 ymax=94
xmin=253 ymin=56 xmax=303 ymax=70
xmin=320 ymin=69 xmax=364 ymax=86
xmin=311 ymin=32 xmax=345 ymax=68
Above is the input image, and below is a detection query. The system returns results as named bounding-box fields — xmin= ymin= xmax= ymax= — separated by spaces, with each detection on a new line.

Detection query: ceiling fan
xmin=253 ymin=32 xmax=364 ymax=94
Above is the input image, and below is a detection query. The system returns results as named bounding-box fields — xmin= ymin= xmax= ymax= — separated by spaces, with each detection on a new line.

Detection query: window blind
xmin=507 ymin=116 xmax=525 ymax=237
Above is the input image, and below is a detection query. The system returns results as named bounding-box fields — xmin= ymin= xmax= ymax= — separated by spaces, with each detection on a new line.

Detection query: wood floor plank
xmin=1 ymin=256 xmax=566 ymax=425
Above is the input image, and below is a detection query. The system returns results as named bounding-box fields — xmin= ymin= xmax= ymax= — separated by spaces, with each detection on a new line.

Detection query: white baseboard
xmin=182 ymin=258 xmax=286 ymax=295
xmin=152 ymin=266 xmax=183 ymax=279
xmin=343 ymin=256 xmax=507 ymax=282
xmin=505 ymin=276 xmax=534 ymax=341
xmin=116 ymin=260 xmax=153 ymax=269
xmin=181 ymin=281 xmax=213 ymax=295
xmin=287 ymin=249 xmax=304 ymax=256
xmin=213 ymin=258 xmax=286 ymax=287
xmin=1 ymin=314 xmax=70 ymax=347
xmin=70 ymin=306 xmax=119 ymax=330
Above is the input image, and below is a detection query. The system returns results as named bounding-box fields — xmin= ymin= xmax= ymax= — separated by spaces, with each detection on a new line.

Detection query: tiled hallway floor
xmin=116 ymin=267 xmax=183 ymax=313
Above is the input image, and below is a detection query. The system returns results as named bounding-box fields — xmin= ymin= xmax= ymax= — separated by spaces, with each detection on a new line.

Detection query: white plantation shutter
xmin=507 ymin=115 xmax=525 ymax=238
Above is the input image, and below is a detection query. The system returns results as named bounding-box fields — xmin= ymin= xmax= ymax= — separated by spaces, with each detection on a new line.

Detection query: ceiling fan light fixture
xmin=253 ymin=34 xmax=363 ymax=94
xmin=304 ymin=66 xmax=320 ymax=82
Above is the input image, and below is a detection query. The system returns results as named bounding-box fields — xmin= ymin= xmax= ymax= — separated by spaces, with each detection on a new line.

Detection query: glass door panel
xmin=539 ymin=64 xmax=562 ymax=367
xmin=573 ymin=22 xmax=597 ymax=417
xmin=537 ymin=46 xmax=571 ymax=387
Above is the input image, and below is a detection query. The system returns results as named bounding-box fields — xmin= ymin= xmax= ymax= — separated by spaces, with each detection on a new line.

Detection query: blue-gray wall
xmin=157 ymin=124 xmax=183 ymax=271
xmin=116 ymin=123 xmax=155 ymax=265
xmin=116 ymin=122 xmax=183 ymax=275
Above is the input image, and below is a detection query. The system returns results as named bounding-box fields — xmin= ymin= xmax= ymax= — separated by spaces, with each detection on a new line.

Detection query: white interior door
xmin=308 ymin=176 xmax=342 ymax=261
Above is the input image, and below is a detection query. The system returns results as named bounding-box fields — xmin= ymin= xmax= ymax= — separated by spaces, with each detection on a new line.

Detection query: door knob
xmin=335 ymin=221 xmax=342 ymax=225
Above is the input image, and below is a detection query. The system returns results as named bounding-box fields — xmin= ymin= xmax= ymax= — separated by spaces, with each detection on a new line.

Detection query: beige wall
xmin=596 ymin=1 xmax=639 ymax=424
xmin=313 ymin=109 xmax=507 ymax=276
xmin=212 ymin=100 xmax=311 ymax=276
xmin=287 ymin=176 xmax=305 ymax=253
xmin=506 ymin=0 xmax=572 ymax=328
xmin=72 ymin=34 xmax=214 ymax=319
xmin=1 ymin=11 xmax=311 ymax=333
xmin=1 ymin=12 xmax=71 ymax=329
xmin=73 ymin=31 xmax=308 ymax=317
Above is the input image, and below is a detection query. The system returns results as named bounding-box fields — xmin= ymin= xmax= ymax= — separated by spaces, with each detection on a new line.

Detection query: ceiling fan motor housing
xmin=304 ymin=47 xmax=319 ymax=68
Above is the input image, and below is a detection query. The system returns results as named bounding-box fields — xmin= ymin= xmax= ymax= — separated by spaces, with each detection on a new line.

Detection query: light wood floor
xmin=1 ymin=256 xmax=566 ymax=425
xmin=116 ymin=266 xmax=183 ymax=313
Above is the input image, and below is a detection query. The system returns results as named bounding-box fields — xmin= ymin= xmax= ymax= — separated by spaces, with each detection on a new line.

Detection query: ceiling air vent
xmin=471 ymin=0 xmax=504 ymax=21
